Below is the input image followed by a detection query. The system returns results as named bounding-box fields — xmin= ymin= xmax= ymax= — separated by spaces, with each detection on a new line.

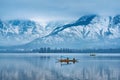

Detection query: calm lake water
xmin=0 ymin=53 xmax=120 ymax=80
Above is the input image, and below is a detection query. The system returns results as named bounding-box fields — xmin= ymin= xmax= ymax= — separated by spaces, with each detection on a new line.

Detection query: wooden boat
xmin=59 ymin=58 xmax=78 ymax=64
xmin=90 ymin=53 xmax=96 ymax=56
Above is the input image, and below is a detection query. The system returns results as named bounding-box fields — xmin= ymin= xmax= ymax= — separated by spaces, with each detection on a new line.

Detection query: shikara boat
xmin=59 ymin=58 xmax=78 ymax=64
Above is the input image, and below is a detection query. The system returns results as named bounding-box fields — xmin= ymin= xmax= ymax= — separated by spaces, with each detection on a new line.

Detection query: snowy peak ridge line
xmin=0 ymin=19 xmax=45 ymax=46
xmin=0 ymin=14 xmax=120 ymax=48
xmin=48 ymin=15 xmax=96 ymax=36
xmin=24 ymin=15 xmax=120 ymax=49
xmin=1 ymin=19 xmax=43 ymax=34
xmin=45 ymin=15 xmax=120 ymax=41
xmin=112 ymin=15 xmax=120 ymax=25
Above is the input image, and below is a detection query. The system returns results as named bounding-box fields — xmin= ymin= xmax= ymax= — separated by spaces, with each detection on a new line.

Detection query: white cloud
xmin=0 ymin=0 xmax=120 ymax=20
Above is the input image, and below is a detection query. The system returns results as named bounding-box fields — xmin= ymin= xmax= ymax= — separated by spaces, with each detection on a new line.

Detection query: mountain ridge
xmin=0 ymin=15 xmax=120 ymax=49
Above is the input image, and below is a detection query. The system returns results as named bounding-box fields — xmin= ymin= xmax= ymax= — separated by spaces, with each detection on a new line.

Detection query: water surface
xmin=0 ymin=53 xmax=120 ymax=80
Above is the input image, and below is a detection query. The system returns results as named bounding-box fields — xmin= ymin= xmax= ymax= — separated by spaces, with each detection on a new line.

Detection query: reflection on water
xmin=0 ymin=54 xmax=120 ymax=80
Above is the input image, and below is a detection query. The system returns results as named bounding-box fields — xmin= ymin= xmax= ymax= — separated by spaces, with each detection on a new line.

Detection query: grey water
xmin=0 ymin=53 xmax=120 ymax=80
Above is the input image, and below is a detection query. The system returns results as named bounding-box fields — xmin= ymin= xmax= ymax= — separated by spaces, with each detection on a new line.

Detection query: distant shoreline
xmin=0 ymin=53 xmax=120 ymax=56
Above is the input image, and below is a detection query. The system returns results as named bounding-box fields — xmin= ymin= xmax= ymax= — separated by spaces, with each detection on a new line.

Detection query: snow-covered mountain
xmin=0 ymin=19 xmax=45 ymax=46
xmin=25 ymin=15 xmax=120 ymax=49
xmin=0 ymin=15 xmax=120 ymax=49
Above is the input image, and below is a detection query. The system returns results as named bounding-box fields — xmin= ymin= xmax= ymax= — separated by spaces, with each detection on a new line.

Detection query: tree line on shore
xmin=32 ymin=47 xmax=120 ymax=53
xmin=0 ymin=47 xmax=120 ymax=53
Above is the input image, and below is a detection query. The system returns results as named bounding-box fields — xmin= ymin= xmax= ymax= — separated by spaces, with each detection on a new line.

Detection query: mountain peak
xmin=0 ymin=15 xmax=120 ymax=49
xmin=48 ymin=15 xmax=97 ymax=36
xmin=8 ymin=19 xmax=36 ymax=27
xmin=113 ymin=15 xmax=120 ymax=25
xmin=75 ymin=15 xmax=97 ymax=25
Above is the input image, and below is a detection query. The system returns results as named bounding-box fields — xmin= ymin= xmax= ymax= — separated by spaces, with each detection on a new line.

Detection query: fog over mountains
xmin=0 ymin=15 xmax=120 ymax=49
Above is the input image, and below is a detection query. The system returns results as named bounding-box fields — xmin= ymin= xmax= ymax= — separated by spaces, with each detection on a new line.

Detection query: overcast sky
xmin=0 ymin=0 xmax=120 ymax=22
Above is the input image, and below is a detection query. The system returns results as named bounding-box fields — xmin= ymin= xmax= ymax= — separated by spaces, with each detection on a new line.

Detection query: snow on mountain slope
xmin=0 ymin=20 xmax=45 ymax=46
xmin=48 ymin=15 xmax=96 ymax=36
xmin=0 ymin=15 xmax=120 ymax=49
xmin=26 ymin=15 xmax=120 ymax=49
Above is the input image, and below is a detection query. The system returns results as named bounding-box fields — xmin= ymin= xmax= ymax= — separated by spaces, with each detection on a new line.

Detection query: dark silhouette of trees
xmin=0 ymin=47 xmax=120 ymax=53
xmin=32 ymin=47 xmax=120 ymax=53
